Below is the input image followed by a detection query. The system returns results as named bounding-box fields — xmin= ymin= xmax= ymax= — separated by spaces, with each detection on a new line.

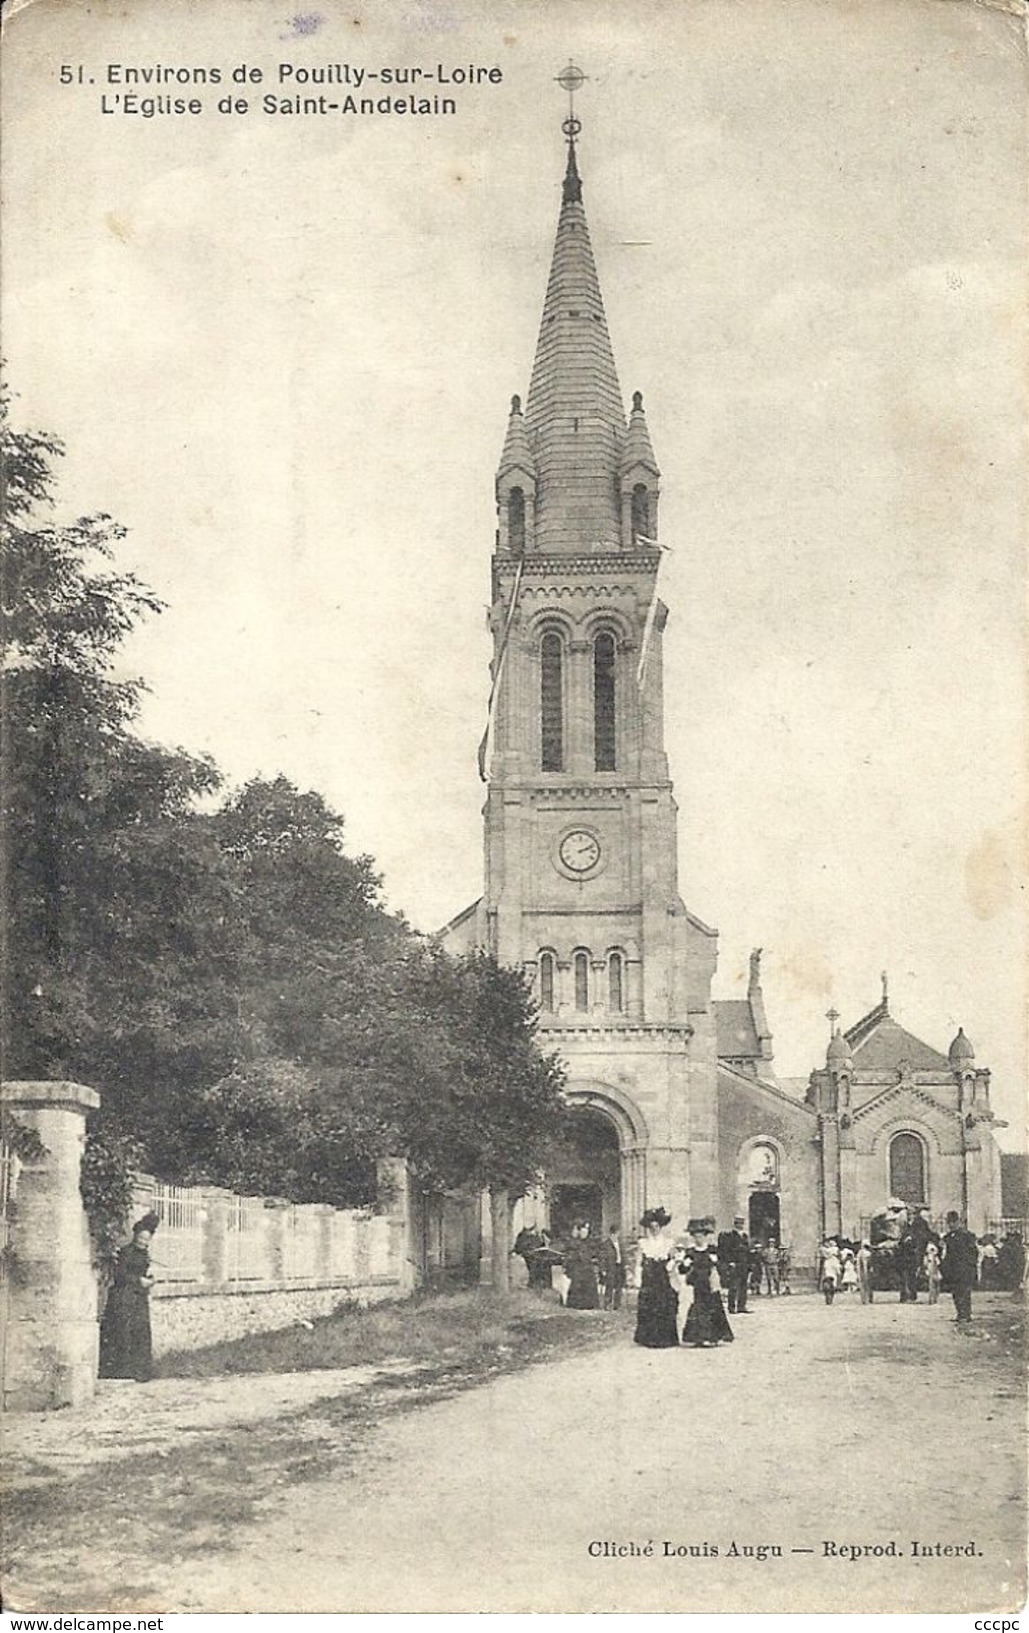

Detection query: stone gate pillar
xmin=1 ymin=1080 xmax=100 ymax=1411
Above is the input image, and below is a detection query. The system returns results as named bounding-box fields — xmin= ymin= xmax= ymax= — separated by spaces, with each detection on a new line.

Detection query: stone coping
xmin=2 ymin=1079 xmax=100 ymax=1112
xmin=151 ymin=1275 xmax=402 ymax=1300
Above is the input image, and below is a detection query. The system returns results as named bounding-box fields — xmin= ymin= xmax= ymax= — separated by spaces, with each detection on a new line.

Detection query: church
xmin=441 ymin=94 xmax=1003 ymax=1273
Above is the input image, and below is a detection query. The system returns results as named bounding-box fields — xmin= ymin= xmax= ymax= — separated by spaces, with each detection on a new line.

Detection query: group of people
xmin=513 ymin=1221 xmax=627 ymax=1310
xmin=817 ymin=1207 xmax=988 ymax=1326
xmin=977 ymin=1231 xmax=1026 ymax=1291
xmin=714 ymin=1218 xmax=791 ymax=1310
xmin=634 ymin=1208 xmax=738 ymax=1348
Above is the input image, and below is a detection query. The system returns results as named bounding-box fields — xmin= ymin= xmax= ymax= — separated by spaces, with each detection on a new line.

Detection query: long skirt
xmin=634 ymin=1260 xmax=680 ymax=1348
xmin=683 ymin=1288 xmax=734 ymax=1346
xmin=566 ymin=1266 xmax=600 ymax=1309
xmin=99 ymin=1287 xmax=153 ymax=1381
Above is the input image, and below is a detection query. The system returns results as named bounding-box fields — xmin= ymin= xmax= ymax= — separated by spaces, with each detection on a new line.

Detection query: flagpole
xmin=478 ymin=556 xmax=525 ymax=782
xmin=636 ymin=540 xmax=671 ymax=690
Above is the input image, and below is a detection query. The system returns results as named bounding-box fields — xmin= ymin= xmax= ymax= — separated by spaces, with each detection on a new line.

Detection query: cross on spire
xmin=826 ymin=1007 xmax=840 ymax=1037
xmin=556 ymin=60 xmax=587 ymax=144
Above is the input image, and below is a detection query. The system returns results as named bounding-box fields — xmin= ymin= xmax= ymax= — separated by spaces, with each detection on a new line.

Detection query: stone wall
xmin=149 ymin=1275 xmax=401 ymax=1356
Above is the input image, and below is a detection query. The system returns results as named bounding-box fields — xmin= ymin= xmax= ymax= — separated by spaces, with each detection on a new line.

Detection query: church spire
xmin=522 ymin=70 xmax=628 ymax=554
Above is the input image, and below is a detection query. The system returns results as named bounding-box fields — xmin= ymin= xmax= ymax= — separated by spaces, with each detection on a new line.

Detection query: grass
xmin=159 ymin=1284 xmax=614 ymax=1378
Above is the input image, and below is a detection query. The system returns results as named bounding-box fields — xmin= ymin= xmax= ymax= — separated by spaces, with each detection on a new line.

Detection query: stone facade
xmin=807 ymin=996 xmax=1003 ymax=1240
xmin=442 ymin=127 xmax=1004 ymax=1270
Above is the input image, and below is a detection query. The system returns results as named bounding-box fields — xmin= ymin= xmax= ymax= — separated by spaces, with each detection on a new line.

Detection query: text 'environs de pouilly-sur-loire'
xmin=91 ymin=62 xmax=503 ymax=118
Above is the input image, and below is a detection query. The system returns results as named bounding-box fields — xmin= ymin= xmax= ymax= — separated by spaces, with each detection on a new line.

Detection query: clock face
xmin=559 ymin=829 xmax=601 ymax=874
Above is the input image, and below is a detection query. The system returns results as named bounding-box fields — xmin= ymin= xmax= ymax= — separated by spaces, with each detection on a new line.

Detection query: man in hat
xmin=940 ymin=1210 xmax=979 ymax=1326
xmin=897 ymin=1204 xmax=936 ymax=1303
xmin=717 ymin=1216 xmax=751 ymax=1315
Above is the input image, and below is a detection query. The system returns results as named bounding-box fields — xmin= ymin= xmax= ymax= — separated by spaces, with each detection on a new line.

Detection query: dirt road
xmin=5 ymin=1293 xmax=1025 ymax=1613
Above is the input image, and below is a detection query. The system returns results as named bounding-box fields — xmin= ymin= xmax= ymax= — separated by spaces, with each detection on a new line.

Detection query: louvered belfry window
xmin=594 ymin=632 xmax=616 ymax=771
xmin=574 ymin=951 xmax=590 ymax=1011
xmin=541 ymin=631 xmax=563 ymax=771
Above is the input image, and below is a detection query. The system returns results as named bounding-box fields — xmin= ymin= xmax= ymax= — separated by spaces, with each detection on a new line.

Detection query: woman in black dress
xmin=680 ymin=1219 xmax=734 ymax=1348
xmin=633 ymin=1206 xmax=680 ymax=1347
xmin=563 ymin=1220 xmax=601 ymax=1309
xmin=99 ymin=1212 xmax=159 ymax=1381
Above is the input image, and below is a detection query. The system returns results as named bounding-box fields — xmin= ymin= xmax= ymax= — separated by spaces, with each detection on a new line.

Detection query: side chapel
xmin=441 ymin=88 xmax=1003 ymax=1271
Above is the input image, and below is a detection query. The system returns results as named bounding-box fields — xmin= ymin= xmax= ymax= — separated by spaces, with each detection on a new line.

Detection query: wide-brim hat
xmin=133 ymin=1212 xmax=160 ymax=1235
xmin=687 ymin=1217 xmax=708 ymax=1234
xmin=641 ymin=1206 xmax=672 ymax=1228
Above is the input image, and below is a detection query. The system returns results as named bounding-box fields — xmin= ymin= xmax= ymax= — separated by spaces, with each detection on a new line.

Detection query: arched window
xmin=508 ymin=487 xmax=525 ymax=553
xmin=540 ymin=631 xmax=563 ymax=772
xmin=594 ymin=631 xmax=616 ymax=772
xmin=631 ymin=483 xmax=650 ymax=539
xmin=742 ymin=1142 xmax=779 ymax=1189
xmin=539 ymin=951 xmax=555 ymax=1013
xmin=608 ymin=951 xmax=624 ymax=1013
xmin=889 ymin=1132 xmax=926 ymax=1206
xmin=573 ymin=951 xmax=590 ymax=1012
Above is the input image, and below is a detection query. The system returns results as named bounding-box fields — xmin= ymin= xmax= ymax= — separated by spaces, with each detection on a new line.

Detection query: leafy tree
xmin=1 ymin=391 xmax=232 ymax=1122
xmin=2 ymin=394 xmax=569 ymax=1272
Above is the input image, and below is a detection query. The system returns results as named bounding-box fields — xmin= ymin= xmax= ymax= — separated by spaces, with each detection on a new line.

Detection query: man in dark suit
xmin=717 ymin=1216 xmax=751 ymax=1314
xmin=940 ymin=1210 xmax=979 ymax=1326
xmin=598 ymin=1224 xmax=626 ymax=1310
xmin=898 ymin=1205 xmax=936 ymax=1302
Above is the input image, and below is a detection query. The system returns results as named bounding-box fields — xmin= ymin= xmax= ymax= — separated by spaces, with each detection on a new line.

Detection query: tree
xmin=1 ymin=392 xmax=231 ymax=1102
xmin=329 ymin=947 xmax=568 ymax=1287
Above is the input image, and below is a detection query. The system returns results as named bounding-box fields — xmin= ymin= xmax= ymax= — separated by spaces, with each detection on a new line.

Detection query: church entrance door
xmin=550 ymin=1184 xmax=603 ymax=1243
xmin=544 ymin=1106 xmax=621 ymax=1240
xmin=749 ymin=1191 xmax=781 ymax=1245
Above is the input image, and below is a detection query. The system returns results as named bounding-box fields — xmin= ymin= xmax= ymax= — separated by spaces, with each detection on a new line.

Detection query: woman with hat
xmin=99 ymin=1212 xmax=160 ymax=1382
xmin=633 ymin=1206 xmax=680 ymax=1348
xmin=680 ymin=1219 xmax=734 ymax=1348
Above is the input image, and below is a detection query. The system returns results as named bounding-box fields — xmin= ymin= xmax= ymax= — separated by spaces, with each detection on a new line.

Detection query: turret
xmin=826 ymin=1020 xmax=853 ymax=1111
xmin=496 ymin=395 xmax=537 ymax=553
xmin=620 ymin=390 xmax=660 ymax=547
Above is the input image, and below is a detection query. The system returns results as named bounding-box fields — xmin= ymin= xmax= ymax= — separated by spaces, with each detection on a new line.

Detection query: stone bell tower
xmin=475 ymin=77 xmax=721 ymax=1232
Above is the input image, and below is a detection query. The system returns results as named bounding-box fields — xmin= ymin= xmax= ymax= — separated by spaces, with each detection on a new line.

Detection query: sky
xmin=3 ymin=0 xmax=1026 ymax=1147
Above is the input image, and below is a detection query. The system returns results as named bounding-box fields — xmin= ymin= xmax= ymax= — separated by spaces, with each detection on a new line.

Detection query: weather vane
xmin=556 ymin=60 xmax=587 ymax=143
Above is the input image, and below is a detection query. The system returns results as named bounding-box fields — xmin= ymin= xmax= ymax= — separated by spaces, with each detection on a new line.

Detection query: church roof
xmin=717 ymin=1060 xmax=816 ymax=1115
xmin=715 ymin=1000 xmax=761 ymax=1059
xmin=524 ymin=140 xmax=627 ymax=552
xmin=843 ymin=999 xmax=951 ymax=1072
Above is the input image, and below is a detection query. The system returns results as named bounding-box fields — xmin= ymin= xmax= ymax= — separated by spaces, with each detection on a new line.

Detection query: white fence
xmin=131 ymin=1173 xmax=400 ymax=1290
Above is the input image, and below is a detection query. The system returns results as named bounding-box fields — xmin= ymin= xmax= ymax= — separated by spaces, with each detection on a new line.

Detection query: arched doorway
xmin=738 ymin=1139 xmax=784 ymax=1246
xmin=546 ymin=1107 xmax=621 ymax=1240
xmin=749 ymin=1192 xmax=781 ymax=1245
